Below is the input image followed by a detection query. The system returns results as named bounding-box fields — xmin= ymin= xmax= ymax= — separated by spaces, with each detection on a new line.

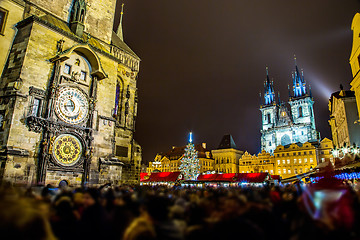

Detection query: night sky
xmin=114 ymin=1 xmax=360 ymax=163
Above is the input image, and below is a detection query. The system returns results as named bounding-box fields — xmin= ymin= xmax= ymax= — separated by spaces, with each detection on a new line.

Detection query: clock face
xmin=55 ymin=87 xmax=89 ymax=124
xmin=53 ymin=134 xmax=82 ymax=166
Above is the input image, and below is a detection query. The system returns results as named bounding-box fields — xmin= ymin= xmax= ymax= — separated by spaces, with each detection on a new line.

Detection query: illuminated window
xmin=282 ymin=160 xmax=285 ymax=164
xmin=287 ymin=159 xmax=290 ymax=164
xmin=0 ymin=7 xmax=8 ymax=35
xmin=294 ymin=159 xmax=297 ymax=164
xmin=277 ymin=160 xmax=280 ymax=165
xmin=80 ymin=71 xmax=87 ymax=81
xmin=288 ymin=169 xmax=291 ymax=174
xmin=283 ymin=169 xmax=286 ymax=174
xmin=64 ymin=64 xmax=71 ymax=74
xmin=310 ymin=158 xmax=313 ymax=163
xmin=304 ymin=158 xmax=307 ymax=163
xmin=278 ymin=169 xmax=281 ymax=174
xmin=299 ymin=159 xmax=302 ymax=164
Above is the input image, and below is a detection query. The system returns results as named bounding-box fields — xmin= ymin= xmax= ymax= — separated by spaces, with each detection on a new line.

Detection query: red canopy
xmin=140 ymin=172 xmax=149 ymax=182
xmin=141 ymin=172 xmax=182 ymax=182
xmin=197 ymin=173 xmax=270 ymax=183
xmin=236 ymin=173 xmax=269 ymax=183
xmin=271 ymin=175 xmax=281 ymax=180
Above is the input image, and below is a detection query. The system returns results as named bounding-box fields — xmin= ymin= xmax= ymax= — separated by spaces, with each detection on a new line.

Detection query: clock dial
xmin=55 ymin=87 xmax=89 ymax=124
xmin=53 ymin=134 xmax=82 ymax=166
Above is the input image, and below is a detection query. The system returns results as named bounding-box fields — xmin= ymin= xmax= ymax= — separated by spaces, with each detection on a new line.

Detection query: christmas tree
xmin=179 ymin=132 xmax=200 ymax=180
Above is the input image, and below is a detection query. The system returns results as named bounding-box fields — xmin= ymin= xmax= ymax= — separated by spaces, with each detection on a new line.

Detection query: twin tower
xmin=260 ymin=63 xmax=318 ymax=154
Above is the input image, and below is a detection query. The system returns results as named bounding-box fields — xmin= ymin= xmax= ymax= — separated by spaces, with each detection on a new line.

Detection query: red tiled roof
xmin=141 ymin=172 xmax=182 ymax=182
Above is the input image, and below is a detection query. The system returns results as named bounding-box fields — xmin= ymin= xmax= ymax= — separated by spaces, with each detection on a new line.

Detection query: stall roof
xmin=141 ymin=172 xmax=182 ymax=182
xmin=197 ymin=173 xmax=270 ymax=183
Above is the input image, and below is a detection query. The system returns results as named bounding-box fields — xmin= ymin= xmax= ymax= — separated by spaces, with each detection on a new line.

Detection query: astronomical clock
xmin=0 ymin=0 xmax=142 ymax=186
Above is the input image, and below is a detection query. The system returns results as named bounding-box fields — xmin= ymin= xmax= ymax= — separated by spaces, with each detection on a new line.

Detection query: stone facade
xmin=350 ymin=13 xmax=360 ymax=119
xmin=260 ymin=66 xmax=318 ymax=154
xmin=238 ymin=151 xmax=275 ymax=175
xmin=328 ymin=89 xmax=360 ymax=148
xmin=274 ymin=142 xmax=317 ymax=178
xmin=0 ymin=0 xmax=142 ymax=186
xmin=211 ymin=134 xmax=244 ymax=173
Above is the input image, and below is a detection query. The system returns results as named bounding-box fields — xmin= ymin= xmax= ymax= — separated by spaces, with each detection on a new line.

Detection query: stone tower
xmin=260 ymin=68 xmax=278 ymax=153
xmin=0 ymin=0 xmax=142 ymax=186
xmin=260 ymin=62 xmax=319 ymax=154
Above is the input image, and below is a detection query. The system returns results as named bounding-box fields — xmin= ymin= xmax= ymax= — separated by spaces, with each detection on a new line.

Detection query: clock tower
xmin=0 ymin=0 xmax=142 ymax=186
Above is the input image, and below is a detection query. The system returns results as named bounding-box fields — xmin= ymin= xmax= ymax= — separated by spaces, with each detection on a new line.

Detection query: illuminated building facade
xmin=238 ymin=151 xmax=275 ymax=175
xmin=329 ymin=88 xmax=360 ymax=148
xmin=0 ymin=0 xmax=142 ymax=186
xmin=274 ymin=142 xmax=317 ymax=178
xmin=260 ymin=65 xmax=319 ymax=154
xmin=212 ymin=135 xmax=244 ymax=173
xmin=147 ymin=143 xmax=214 ymax=174
xmin=350 ymin=13 xmax=360 ymax=119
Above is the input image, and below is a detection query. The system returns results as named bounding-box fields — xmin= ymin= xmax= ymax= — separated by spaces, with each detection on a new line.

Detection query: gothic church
xmin=0 ymin=0 xmax=141 ymax=186
xmin=260 ymin=64 xmax=319 ymax=154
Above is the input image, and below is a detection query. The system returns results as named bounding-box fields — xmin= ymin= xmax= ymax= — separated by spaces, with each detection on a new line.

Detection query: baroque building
xmin=260 ymin=65 xmax=319 ymax=154
xmin=350 ymin=13 xmax=360 ymax=118
xmin=329 ymin=87 xmax=360 ymax=148
xmin=146 ymin=143 xmax=214 ymax=174
xmin=0 ymin=0 xmax=142 ymax=186
xmin=238 ymin=150 xmax=275 ymax=175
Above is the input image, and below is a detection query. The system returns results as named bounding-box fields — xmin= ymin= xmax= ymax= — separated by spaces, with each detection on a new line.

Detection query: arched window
xmin=113 ymin=81 xmax=121 ymax=117
xmin=267 ymin=113 xmax=271 ymax=124
xmin=298 ymin=106 xmax=303 ymax=117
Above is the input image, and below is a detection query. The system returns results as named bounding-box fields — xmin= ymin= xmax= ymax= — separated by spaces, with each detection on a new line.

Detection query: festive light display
xmin=179 ymin=132 xmax=200 ymax=180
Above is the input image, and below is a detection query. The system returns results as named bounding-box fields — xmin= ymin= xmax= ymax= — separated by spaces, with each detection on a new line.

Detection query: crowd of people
xmin=0 ymin=177 xmax=360 ymax=240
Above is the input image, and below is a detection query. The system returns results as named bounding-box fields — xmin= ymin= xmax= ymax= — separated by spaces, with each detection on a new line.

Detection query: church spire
xmin=292 ymin=57 xmax=307 ymax=98
xmin=116 ymin=3 xmax=125 ymax=41
xmin=263 ymin=67 xmax=275 ymax=105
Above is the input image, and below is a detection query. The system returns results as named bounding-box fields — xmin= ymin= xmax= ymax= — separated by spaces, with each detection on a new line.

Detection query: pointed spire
xmin=116 ymin=3 xmax=125 ymax=41
xmin=278 ymin=91 xmax=281 ymax=104
xmin=291 ymin=57 xmax=307 ymax=98
xmin=263 ymin=67 xmax=275 ymax=105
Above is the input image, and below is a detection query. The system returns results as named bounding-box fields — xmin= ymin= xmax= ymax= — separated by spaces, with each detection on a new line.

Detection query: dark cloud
xmin=114 ymin=0 xmax=360 ymax=163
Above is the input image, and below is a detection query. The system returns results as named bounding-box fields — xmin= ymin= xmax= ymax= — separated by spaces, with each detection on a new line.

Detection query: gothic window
xmin=298 ymin=107 xmax=303 ymax=117
xmin=28 ymin=87 xmax=45 ymax=117
xmin=0 ymin=7 xmax=8 ymax=35
xmin=32 ymin=98 xmax=41 ymax=116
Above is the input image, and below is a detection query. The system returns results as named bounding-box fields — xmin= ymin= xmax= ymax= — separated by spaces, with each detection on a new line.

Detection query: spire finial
xmin=189 ymin=131 xmax=193 ymax=143
xmin=266 ymin=66 xmax=269 ymax=76
xmin=294 ymin=54 xmax=297 ymax=66
xmin=116 ymin=3 xmax=125 ymax=41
